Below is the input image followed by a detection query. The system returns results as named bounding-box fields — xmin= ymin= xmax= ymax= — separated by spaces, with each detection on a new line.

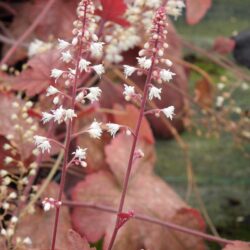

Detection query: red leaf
xmin=222 ymin=241 xmax=250 ymax=250
xmin=213 ymin=37 xmax=235 ymax=54
xmin=71 ymin=136 xmax=205 ymax=250
xmin=113 ymin=104 xmax=155 ymax=144
xmin=68 ymin=229 xmax=96 ymax=250
xmin=95 ymin=0 xmax=129 ymax=26
xmin=15 ymin=182 xmax=72 ymax=250
xmin=11 ymin=49 xmax=63 ymax=96
xmin=186 ymin=0 xmax=212 ymax=25
xmin=105 ymin=134 xmax=156 ymax=185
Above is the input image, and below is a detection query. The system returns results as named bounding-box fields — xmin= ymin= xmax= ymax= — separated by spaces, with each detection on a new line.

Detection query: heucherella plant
xmin=107 ymin=6 xmax=176 ymax=250
xmin=31 ymin=0 xmax=111 ymax=249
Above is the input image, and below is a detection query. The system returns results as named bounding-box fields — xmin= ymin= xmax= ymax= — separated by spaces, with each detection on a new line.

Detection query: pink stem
xmin=0 ymin=0 xmax=56 ymax=66
xmin=63 ymin=200 xmax=236 ymax=246
xmin=107 ymin=34 xmax=159 ymax=250
xmin=50 ymin=5 xmax=88 ymax=250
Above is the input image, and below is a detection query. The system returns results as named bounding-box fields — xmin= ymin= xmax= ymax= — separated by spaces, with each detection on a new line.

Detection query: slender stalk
xmin=107 ymin=36 xmax=159 ymax=250
xmin=0 ymin=0 xmax=57 ymax=66
xmin=63 ymin=200 xmax=236 ymax=246
xmin=50 ymin=6 xmax=88 ymax=250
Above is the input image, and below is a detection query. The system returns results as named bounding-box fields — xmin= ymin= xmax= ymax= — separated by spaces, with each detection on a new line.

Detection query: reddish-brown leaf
xmin=95 ymin=0 xmax=129 ymax=26
xmin=3 ymin=0 xmax=78 ymax=63
xmin=113 ymin=104 xmax=155 ymax=144
xmin=11 ymin=49 xmax=63 ymax=96
xmin=213 ymin=37 xmax=235 ymax=54
xmin=15 ymin=182 xmax=72 ymax=250
xmin=222 ymin=241 xmax=250 ymax=250
xmin=71 ymin=136 xmax=205 ymax=250
xmin=68 ymin=229 xmax=96 ymax=250
xmin=186 ymin=0 xmax=212 ymax=25
xmin=105 ymin=133 xmax=156 ymax=185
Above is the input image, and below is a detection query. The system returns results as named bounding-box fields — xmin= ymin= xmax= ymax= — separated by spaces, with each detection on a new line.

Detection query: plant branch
xmin=62 ymin=201 xmax=236 ymax=246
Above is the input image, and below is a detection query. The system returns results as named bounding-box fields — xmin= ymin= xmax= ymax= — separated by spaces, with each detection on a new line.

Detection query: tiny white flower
xmin=106 ymin=123 xmax=120 ymax=137
xmin=90 ymin=42 xmax=104 ymax=57
xmin=58 ymin=39 xmax=70 ymax=50
xmin=92 ymin=64 xmax=105 ymax=76
xmin=1 ymin=229 xmax=6 ymax=236
xmin=161 ymin=106 xmax=175 ymax=120
xmin=217 ymin=83 xmax=225 ymax=90
xmin=216 ymin=96 xmax=224 ymax=107
xmin=88 ymin=120 xmax=102 ymax=139
xmin=43 ymin=202 xmax=51 ymax=211
xmin=34 ymin=136 xmax=51 ymax=153
xmin=23 ymin=237 xmax=32 ymax=245
xmin=79 ymin=58 xmax=91 ymax=72
xmin=123 ymin=84 xmax=135 ymax=101
xmin=41 ymin=112 xmax=54 ymax=124
xmin=0 ymin=170 xmax=8 ymax=177
xmin=160 ymin=69 xmax=176 ymax=82
xmin=3 ymin=143 xmax=11 ymax=150
xmin=9 ymin=192 xmax=17 ymax=199
xmin=76 ymin=92 xmax=84 ymax=102
xmin=46 ymin=86 xmax=59 ymax=96
xmin=4 ymin=156 xmax=13 ymax=165
xmin=85 ymin=87 xmax=102 ymax=103
xmin=51 ymin=69 xmax=64 ymax=82
xmin=11 ymin=216 xmax=18 ymax=223
xmin=123 ymin=65 xmax=137 ymax=78
xmin=2 ymin=202 xmax=10 ymax=210
xmin=72 ymin=146 xmax=87 ymax=161
xmin=53 ymin=96 xmax=60 ymax=105
xmin=149 ymin=86 xmax=162 ymax=100
xmin=137 ymin=57 xmax=152 ymax=69
xmin=64 ymin=109 xmax=77 ymax=121
xmin=52 ymin=106 xmax=65 ymax=124
xmin=61 ymin=50 xmax=73 ymax=63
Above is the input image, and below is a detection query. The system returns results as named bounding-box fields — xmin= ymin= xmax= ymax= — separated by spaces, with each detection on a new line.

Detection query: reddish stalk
xmin=50 ymin=5 xmax=88 ymax=250
xmin=107 ymin=25 xmax=160 ymax=250
xmin=63 ymin=200 xmax=236 ymax=246
xmin=0 ymin=0 xmax=56 ymax=66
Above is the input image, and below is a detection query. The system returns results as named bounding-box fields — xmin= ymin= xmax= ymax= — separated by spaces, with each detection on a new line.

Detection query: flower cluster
xmin=72 ymin=146 xmax=87 ymax=167
xmin=122 ymin=7 xmax=176 ymax=120
xmin=42 ymin=197 xmax=62 ymax=211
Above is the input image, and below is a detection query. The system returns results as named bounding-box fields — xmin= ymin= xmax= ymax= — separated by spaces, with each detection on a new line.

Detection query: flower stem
xmin=50 ymin=5 xmax=88 ymax=250
xmin=63 ymin=200 xmax=236 ymax=246
xmin=107 ymin=42 xmax=158 ymax=250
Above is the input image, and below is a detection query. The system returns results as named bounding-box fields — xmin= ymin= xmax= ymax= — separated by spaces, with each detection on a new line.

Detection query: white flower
xmin=85 ymin=87 xmax=102 ymax=103
xmin=58 ymin=39 xmax=70 ymax=50
xmin=79 ymin=58 xmax=91 ymax=72
xmin=4 ymin=157 xmax=13 ymax=165
xmin=42 ymin=112 xmax=54 ymax=124
xmin=123 ymin=65 xmax=136 ymax=78
xmin=64 ymin=109 xmax=77 ymax=121
xmin=34 ymin=136 xmax=51 ymax=153
xmin=92 ymin=64 xmax=105 ymax=76
xmin=137 ymin=57 xmax=152 ymax=69
xmin=88 ymin=120 xmax=102 ymax=139
xmin=106 ymin=123 xmax=120 ymax=137
xmin=160 ymin=69 xmax=175 ymax=82
xmin=0 ymin=170 xmax=8 ymax=177
xmin=149 ymin=86 xmax=162 ymax=100
xmin=90 ymin=42 xmax=104 ymax=57
xmin=161 ymin=106 xmax=175 ymax=120
xmin=76 ymin=92 xmax=84 ymax=102
xmin=61 ymin=50 xmax=73 ymax=63
xmin=72 ymin=146 xmax=87 ymax=161
xmin=51 ymin=69 xmax=64 ymax=82
xmin=123 ymin=84 xmax=135 ymax=101
xmin=23 ymin=237 xmax=32 ymax=246
xmin=28 ymin=39 xmax=43 ymax=57
xmin=46 ymin=86 xmax=59 ymax=96
xmin=216 ymin=96 xmax=224 ymax=107
xmin=52 ymin=106 xmax=65 ymax=124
